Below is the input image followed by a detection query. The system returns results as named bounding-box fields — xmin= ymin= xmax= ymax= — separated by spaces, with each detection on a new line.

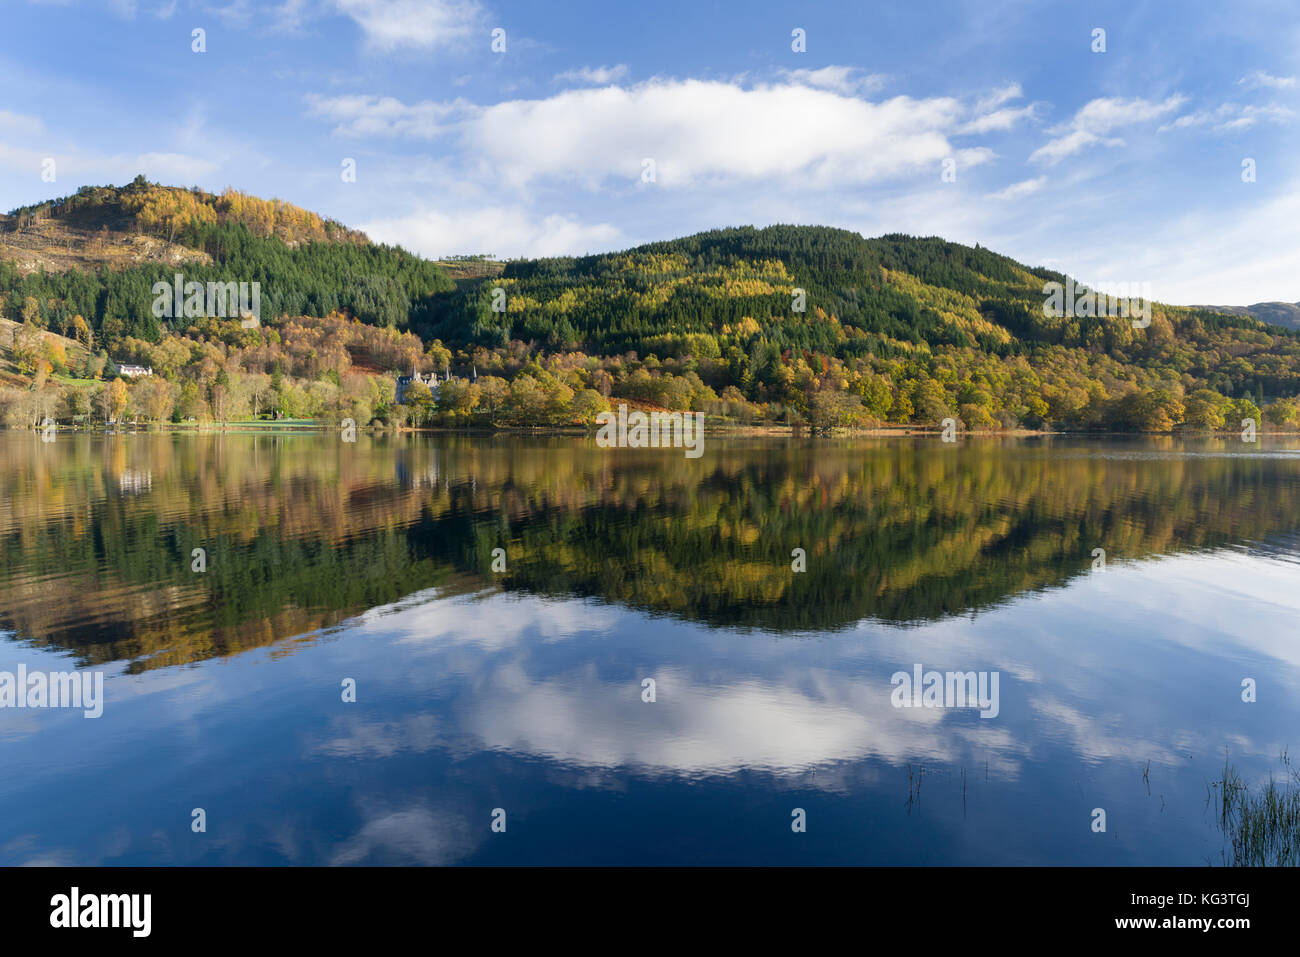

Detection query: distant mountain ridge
xmin=1191 ymin=301 xmax=1300 ymax=330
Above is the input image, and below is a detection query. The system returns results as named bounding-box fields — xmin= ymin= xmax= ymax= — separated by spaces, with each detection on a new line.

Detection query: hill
xmin=0 ymin=317 xmax=89 ymax=387
xmin=1 ymin=177 xmax=454 ymax=342
xmin=422 ymin=225 xmax=1300 ymax=429
xmin=3 ymin=183 xmax=1300 ymax=433
xmin=1192 ymin=301 xmax=1300 ymax=330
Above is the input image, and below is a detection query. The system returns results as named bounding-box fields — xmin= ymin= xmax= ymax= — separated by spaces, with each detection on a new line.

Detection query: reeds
xmin=1209 ymin=749 xmax=1300 ymax=866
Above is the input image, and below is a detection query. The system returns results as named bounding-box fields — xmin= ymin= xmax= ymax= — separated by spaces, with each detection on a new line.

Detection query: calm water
xmin=2 ymin=431 xmax=1299 ymax=865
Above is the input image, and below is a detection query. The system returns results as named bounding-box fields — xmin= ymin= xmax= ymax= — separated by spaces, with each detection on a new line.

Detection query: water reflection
xmin=1 ymin=433 xmax=1298 ymax=864
xmin=4 ymin=432 xmax=1300 ymax=669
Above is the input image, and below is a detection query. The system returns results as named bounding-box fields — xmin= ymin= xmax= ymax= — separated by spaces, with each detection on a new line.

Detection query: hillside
xmin=433 ymin=257 xmax=507 ymax=282
xmin=1 ymin=185 xmax=212 ymax=276
xmin=1193 ymin=301 xmax=1300 ymax=330
xmin=1 ymin=178 xmax=453 ymax=342
xmin=422 ymin=225 xmax=1300 ymax=429
xmin=0 ymin=317 xmax=89 ymax=387
xmin=3 ymin=182 xmax=1300 ymax=433
xmin=0 ymin=220 xmax=209 ymax=276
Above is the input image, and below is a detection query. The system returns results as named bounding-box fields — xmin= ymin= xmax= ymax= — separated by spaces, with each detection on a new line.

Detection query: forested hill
xmin=5 ymin=183 xmax=1300 ymax=432
xmin=435 ymin=223 xmax=1272 ymax=362
xmin=422 ymin=224 xmax=1300 ymax=429
xmin=431 ymin=226 xmax=1074 ymax=355
xmin=0 ymin=178 xmax=453 ymax=342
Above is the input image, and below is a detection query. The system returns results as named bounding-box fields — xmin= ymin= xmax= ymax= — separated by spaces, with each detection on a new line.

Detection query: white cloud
xmin=307 ymin=77 xmax=1001 ymax=191
xmin=305 ymin=93 xmax=465 ymax=138
xmin=333 ymin=0 xmax=482 ymax=50
xmin=953 ymin=146 xmax=995 ymax=168
xmin=1069 ymin=95 xmax=1188 ymax=133
xmin=975 ymin=83 xmax=1022 ymax=113
xmin=778 ymin=65 xmax=887 ymax=96
xmin=987 ymin=176 xmax=1045 ymax=200
xmin=553 ymin=64 xmax=629 ymax=85
xmin=1029 ymin=128 xmax=1113 ymax=164
xmin=958 ymin=83 xmax=1039 ymax=135
xmin=462 ymin=79 xmax=975 ymax=189
xmin=959 ymin=103 xmax=1037 ymax=134
xmin=1238 ymin=70 xmax=1297 ymax=90
xmin=1161 ymin=103 xmax=1294 ymax=133
xmin=360 ymin=204 xmax=621 ymax=259
xmin=1030 ymin=95 xmax=1186 ymax=164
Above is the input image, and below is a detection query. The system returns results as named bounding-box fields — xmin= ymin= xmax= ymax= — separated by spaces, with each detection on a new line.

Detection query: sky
xmin=1 ymin=0 xmax=1297 ymax=304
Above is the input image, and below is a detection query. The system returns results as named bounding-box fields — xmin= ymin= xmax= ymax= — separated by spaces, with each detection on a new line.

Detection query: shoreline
xmin=6 ymin=423 xmax=1298 ymax=438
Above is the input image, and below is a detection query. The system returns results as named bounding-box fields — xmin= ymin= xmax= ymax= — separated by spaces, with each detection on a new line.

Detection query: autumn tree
xmin=477 ymin=376 xmax=509 ymax=425
xmin=132 ymin=376 xmax=176 ymax=424
xmin=71 ymin=314 xmax=93 ymax=351
xmin=124 ymin=186 xmax=216 ymax=243
xmin=20 ymin=295 xmax=42 ymax=328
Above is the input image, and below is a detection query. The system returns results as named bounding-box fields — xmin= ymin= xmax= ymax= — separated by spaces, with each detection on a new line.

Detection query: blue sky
xmin=1 ymin=0 xmax=1297 ymax=303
